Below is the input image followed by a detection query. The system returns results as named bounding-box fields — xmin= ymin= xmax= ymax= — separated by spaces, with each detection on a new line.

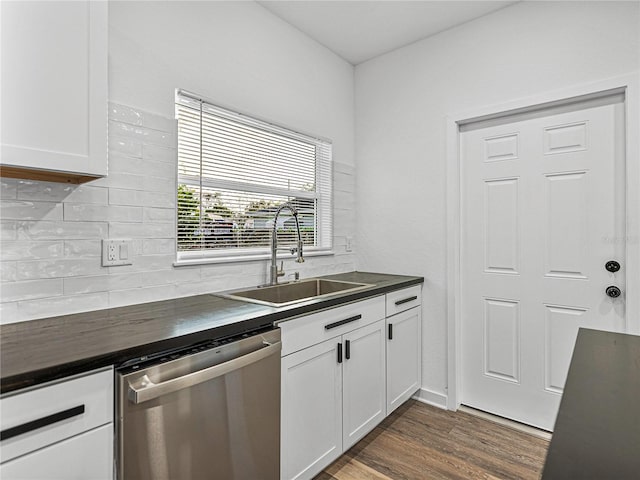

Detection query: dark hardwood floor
xmin=315 ymin=400 xmax=549 ymax=480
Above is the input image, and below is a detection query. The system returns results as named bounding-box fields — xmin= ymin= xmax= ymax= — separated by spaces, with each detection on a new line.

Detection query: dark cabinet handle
xmin=325 ymin=315 xmax=362 ymax=330
xmin=345 ymin=340 xmax=351 ymax=360
xmin=337 ymin=343 xmax=343 ymax=363
xmin=388 ymin=323 xmax=393 ymax=340
xmin=0 ymin=405 xmax=85 ymax=441
xmin=395 ymin=296 xmax=417 ymax=306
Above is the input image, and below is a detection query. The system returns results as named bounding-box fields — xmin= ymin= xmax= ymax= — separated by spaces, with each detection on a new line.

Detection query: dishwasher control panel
xmin=117 ymin=324 xmax=275 ymax=374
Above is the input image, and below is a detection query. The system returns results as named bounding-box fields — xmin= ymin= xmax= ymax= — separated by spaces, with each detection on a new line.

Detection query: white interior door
xmin=460 ymin=95 xmax=626 ymax=431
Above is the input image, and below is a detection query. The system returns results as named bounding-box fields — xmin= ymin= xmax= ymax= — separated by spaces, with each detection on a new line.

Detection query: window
xmin=175 ymin=90 xmax=333 ymax=264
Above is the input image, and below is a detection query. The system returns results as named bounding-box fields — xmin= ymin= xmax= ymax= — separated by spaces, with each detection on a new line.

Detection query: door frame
xmin=445 ymin=73 xmax=640 ymax=411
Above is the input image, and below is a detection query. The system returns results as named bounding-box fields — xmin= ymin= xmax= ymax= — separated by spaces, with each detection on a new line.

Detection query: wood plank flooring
xmin=315 ymin=400 xmax=549 ymax=480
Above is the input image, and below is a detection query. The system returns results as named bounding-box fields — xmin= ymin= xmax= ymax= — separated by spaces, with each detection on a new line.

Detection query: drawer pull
xmin=345 ymin=340 xmax=351 ymax=360
xmin=0 ymin=405 xmax=85 ymax=441
xmin=325 ymin=314 xmax=362 ymax=330
xmin=395 ymin=296 xmax=417 ymax=306
xmin=388 ymin=323 xmax=393 ymax=340
xmin=337 ymin=343 xmax=343 ymax=364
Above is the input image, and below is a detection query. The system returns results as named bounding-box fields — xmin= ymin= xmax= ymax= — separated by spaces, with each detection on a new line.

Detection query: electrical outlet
xmin=108 ymin=243 xmax=118 ymax=261
xmin=102 ymin=239 xmax=133 ymax=266
xmin=346 ymin=236 xmax=353 ymax=252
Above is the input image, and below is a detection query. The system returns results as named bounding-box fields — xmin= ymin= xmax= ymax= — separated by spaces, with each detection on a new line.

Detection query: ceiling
xmin=258 ymin=1 xmax=518 ymax=65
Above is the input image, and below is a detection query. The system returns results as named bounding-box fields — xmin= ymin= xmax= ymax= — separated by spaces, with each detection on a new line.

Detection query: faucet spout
xmin=270 ymin=202 xmax=305 ymax=285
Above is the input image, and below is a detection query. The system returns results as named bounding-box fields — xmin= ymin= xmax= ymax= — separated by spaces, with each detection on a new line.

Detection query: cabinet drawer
xmin=0 ymin=424 xmax=113 ymax=479
xmin=0 ymin=367 xmax=113 ymax=463
xmin=386 ymin=285 xmax=422 ymax=316
xmin=279 ymin=296 xmax=385 ymax=357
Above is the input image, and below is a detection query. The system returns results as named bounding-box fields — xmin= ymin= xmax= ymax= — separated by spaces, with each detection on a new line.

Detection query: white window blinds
xmin=175 ymin=90 xmax=333 ymax=263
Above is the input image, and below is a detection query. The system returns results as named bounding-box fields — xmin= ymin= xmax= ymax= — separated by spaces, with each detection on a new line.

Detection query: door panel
xmin=281 ymin=339 xmax=342 ymax=480
xmin=485 ymin=178 xmax=520 ymax=274
xmin=342 ymin=320 xmax=385 ymax=451
xmin=544 ymin=171 xmax=589 ymax=278
xmin=483 ymin=298 xmax=520 ymax=383
xmin=461 ymin=96 xmax=626 ymax=430
xmin=386 ymin=308 xmax=421 ymax=415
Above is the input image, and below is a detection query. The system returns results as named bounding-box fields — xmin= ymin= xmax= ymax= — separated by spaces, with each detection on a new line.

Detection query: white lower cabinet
xmin=280 ymin=285 xmax=423 ymax=480
xmin=281 ymin=338 xmax=343 ymax=480
xmin=342 ymin=320 xmax=386 ymax=450
xmin=0 ymin=424 xmax=113 ymax=479
xmin=0 ymin=367 xmax=114 ymax=479
xmin=280 ymin=298 xmax=387 ymax=480
xmin=386 ymin=306 xmax=422 ymax=414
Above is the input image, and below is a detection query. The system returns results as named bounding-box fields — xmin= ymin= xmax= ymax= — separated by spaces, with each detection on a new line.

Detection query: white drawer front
xmin=0 ymin=424 xmax=113 ymax=479
xmin=0 ymin=367 xmax=113 ymax=463
xmin=279 ymin=296 xmax=385 ymax=356
xmin=385 ymin=285 xmax=422 ymax=317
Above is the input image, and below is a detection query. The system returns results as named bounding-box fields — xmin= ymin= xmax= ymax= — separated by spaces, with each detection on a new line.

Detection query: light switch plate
xmin=102 ymin=239 xmax=133 ymax=266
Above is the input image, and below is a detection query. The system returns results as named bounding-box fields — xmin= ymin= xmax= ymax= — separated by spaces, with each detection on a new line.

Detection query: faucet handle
xmin=277 ymin=261 xmax=285 ymax=278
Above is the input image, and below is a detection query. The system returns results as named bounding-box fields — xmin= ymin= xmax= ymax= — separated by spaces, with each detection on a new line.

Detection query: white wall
xmin=0 ymin=1 xmax=356 ymax=323
xmin=109 ymin=1 xmax=355 ymax=167
xmin=354 ymin=1 xmax=640 ymax=406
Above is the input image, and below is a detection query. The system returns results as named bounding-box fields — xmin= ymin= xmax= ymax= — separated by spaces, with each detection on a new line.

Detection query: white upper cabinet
xmin=0 ymin=1 xmax=108 ymax=183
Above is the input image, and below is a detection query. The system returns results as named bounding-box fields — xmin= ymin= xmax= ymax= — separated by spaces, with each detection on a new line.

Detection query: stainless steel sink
xmin=219 ymin=279 xmax=373 ymax=307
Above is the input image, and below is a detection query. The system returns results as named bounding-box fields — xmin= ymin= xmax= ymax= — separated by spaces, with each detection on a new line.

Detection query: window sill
xmin=173 ymin=249 xmax=335 ymax=267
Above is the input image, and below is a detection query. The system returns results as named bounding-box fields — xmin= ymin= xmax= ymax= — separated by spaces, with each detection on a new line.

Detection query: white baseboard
xmin=413 ymin=388 xmax=448 ymax=410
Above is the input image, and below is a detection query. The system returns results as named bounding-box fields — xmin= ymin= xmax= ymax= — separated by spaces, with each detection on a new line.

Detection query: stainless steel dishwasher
xmin=116 ymin=327 xmax=281 ymax=480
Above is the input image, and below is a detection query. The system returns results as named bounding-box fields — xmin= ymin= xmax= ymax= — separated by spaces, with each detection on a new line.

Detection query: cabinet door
xmin=342 ymin=319 xmax=386 ymax=450
xmin=387 ymin=307 xmax=422 ymax=414
xmin=281 ymin=338 xmax=342 ymax=480
xmin=0 ymin=0 xmax=108 ymax=178
xmin=0 ymin=424 xmax=113 ymax=479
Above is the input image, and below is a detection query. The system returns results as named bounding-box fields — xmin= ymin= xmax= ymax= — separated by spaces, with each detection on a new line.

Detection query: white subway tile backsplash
xmin=0 ymin=241 xmax=64 ymax=261
xmin=143 ymin=112 xmax=176 ymax=133
xmin=17 ymin=258 xmax=104 ymax=280
xmin=0 ymin=105 xmax=355 ymax=322
xmin=1 ymin=262 xmax=17 ymax=282
xmin=109 ymin=188 xmax=145 ymax=206
xmin=143 ymin=175 xmax=176 ymax=193
xmin=109 ymin=135 xmax=143 ymax=158
xmin=63 ymin=240 xmax=102 ymax=257
xmin=63 ymin=272 xmax=143 ymax=295
xmin=64 ymin=203 xmax=143 ymax=223
xmin=0 ymin=302 xmax=18 ymax=324
xmin=17 ymin=292 xmax=109 ymax=321
xmin=0 ymin=221 xmax=17 ymax=241
xmin=108 ymin=153 xmax=148 ymax=175
xmin=17 ymin=221 xmax=108 ymax=240
xmin=144 ymin=159 xmax=176 ymax=179
xmin=109 ymin=222 xmax=174 ymax=239
xmin=109 ymin=103 xmax=143 ymax=126
xmin=142 ymin=267 xmax=201 ymax=287
xmin=142 ymin=191 xmax=175 ymax=208
xmin=129 ymin=254 xmax=175 ymax=271
xmin=17 ymin=181 xmax=108 ymax=204
xmin=143 ymin=207 xmax=174 ymax=223
xmin=142 ymin=238 xmax=175 ymax=255
xmin=1 ymin=179 xmax=18 ymax=199
xmin=1 ymin=200 xmax=63 ymax=221
xmin=109 ymin=121 xmax=175 ymax=147
xmin=93 ymin=172 xmax=146 ymax=190
xmin=1 ymin=278 xmax=63 ymax=302
xmin=108 ymin=285 xmax=176 ymax=309
xmin=143 ymin=144 xmax=176 ymax=164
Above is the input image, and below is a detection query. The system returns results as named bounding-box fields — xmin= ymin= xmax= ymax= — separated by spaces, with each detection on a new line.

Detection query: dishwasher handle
xmin=128 ymin=340 xmax=282 ymax=404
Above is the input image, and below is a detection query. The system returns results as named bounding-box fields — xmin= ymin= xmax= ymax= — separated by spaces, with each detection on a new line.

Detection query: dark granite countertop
xmin=0 ymin=271 xmax=423 ymax=394
xmin=542 ymin=328 xmax=640 ymax=479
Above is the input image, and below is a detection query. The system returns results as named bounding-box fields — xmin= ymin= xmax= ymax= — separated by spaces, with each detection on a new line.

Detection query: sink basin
xmin=220 ymin=279 xmax=373 ymax=307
